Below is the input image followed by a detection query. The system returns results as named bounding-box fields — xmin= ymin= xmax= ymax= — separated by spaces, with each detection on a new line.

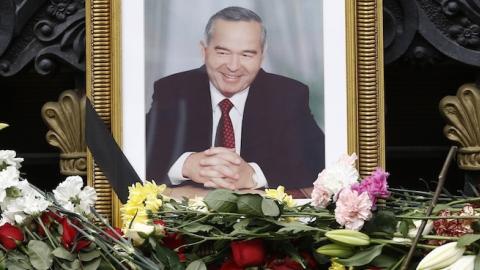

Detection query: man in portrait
xmin=146 ymin=6 xmax=324 ymax=193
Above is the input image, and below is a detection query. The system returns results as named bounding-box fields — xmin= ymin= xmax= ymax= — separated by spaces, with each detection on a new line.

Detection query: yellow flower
xmin=265 ymin=186 xmax=296 ymax=207
xmin=329 ymin=260 xmax=346 ymax=270
xmin=0 ymin=123 xmax=8 ymax=130
xmin=120 ymin=181 xmax=167 ymax=230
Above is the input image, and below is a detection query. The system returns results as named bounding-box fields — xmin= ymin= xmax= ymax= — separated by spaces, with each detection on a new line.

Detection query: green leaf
xmin=204 ymin=189 xmax=238 ymax=212
xmin=363 ymin=211 xmax=397 ymax=235
xmin=371 ymin=254 xmax=396 ymax=268
xmin=6 ymin=251 xmax=32 ymax=270
xmin=237 ymin=194 xmax=263 ymax=216
xmin=27 ymin=240 xmax=53 ymax=270
xmin=59 ymin=259 xmax=81 ymax=270
xmin=399 ymin=221 xmax=409 ymax=238
xmin=83 ymin=258 xmax=102 ymax=270
xmin=336 ymin=245 xmax=384 ymax=267
xmin=183 ymin=224 xmax=215 ymax=233
xmin=52 ymin=247 xmax=75 ymax=261
xmin=78 ymin=250 xmax=101 ymax=262
xmin=433 ymin=204 xmax=449 ymax=214
xmin=98 ymin=259 xmax=117 ymax=270
xmin=474 ymin=251 xmax=480 ymax=270
xmin=186 ymin=260 xmax=207 ymax=270
xmin=261 ymin=199 xmax=280 ymax=217
xmin=277 ymin=221 xmax=318 ymax=234
xmin=155 ymin=245 xmax=183 ymax=270
xmin=458 ymin=234 xmax=480 ymax=247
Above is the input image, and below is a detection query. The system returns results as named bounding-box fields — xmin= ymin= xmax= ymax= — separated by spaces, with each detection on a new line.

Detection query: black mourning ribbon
xmin=85 ymin=98 xmax=141 ymax=203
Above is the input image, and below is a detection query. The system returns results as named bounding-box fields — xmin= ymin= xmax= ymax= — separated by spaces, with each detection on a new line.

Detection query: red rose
xmin=103 ymin=227 xmax=124 ymax=240
xmin=230 ymin=239 xmax=266 ymax=267
xmin=220 ymin=259 xmax=243 ymax=270
xmin=267 ymin=257 xmax=302 ymax=270
xmin=0 ymin=223 xmax=24 ymax=250
xmin=61 ymin=218 xmax=77 ymax=249
xmin=74 ymin=239 xmax=91 ymax=252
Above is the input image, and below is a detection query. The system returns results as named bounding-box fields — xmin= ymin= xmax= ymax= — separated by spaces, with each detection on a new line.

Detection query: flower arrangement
xmin=116 ymin=153 xmax=480 ymax=270
xmin=1 ymin=118 xmax=479 ymax=270
xmin=0 ymin=148 xmax=166 ymax=269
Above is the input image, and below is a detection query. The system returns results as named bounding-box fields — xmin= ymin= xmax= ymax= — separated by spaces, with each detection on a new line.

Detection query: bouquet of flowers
xmin=118 ymin=154 xmax=480 ymax=270
xmin=0 ymin=148 xmax=167 ymax=269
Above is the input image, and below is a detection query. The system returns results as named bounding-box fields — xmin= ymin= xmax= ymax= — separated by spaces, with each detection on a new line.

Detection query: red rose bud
xmin=153 ymin=220 xmax=166 ymax=226
xmin=300 ymin=252 xmax=318 ymax=269
xmin=61 ymin=218 xmax=77 ymax=249
xmin=178 ymin=252 xmax=186 ymax=263
xmin=0 ymin=223 xmax=24 ymax=250
xmin=162 ymin=232 xmax=184 ymax=251
xmin=230 ymin=239 xmax=266 ymax=267
xmin=104 ymin=227 xmax=124 ymax=240
xmin=220 ymin=259 xmax=243 ymax=270
xmin=74 ymin=239 xmax=91 ymax=252
xmin=153 ymin=220 xmax=166 ymax=237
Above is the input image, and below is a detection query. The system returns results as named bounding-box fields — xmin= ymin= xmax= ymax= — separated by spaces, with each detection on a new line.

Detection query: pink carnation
xmin=351 ymin=168 xmax=390 ymax=207
xmin=334 ymin=189 xmax=372 ymax=230
xmin=311 ymin=185 xmax=332 ymax=208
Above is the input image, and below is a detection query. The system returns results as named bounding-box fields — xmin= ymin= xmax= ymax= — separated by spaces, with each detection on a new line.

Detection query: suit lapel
xmin=187 ymin=67 xmax=212 ymax=151
xmin=241 ymin=69 xmax=270 ymax=158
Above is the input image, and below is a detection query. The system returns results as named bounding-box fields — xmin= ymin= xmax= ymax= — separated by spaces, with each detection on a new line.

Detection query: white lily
xmin=440 ymin=255 xmax=475 ymax=270
xmin=416 ymin=242 xmax=465 ymax=270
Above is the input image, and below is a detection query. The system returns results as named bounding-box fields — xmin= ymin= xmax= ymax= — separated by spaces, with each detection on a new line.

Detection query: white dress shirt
xmin=167 ymin=83 xmax=268 ymax=188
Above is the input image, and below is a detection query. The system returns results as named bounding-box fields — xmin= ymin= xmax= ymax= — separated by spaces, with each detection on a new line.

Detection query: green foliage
xmin=237 ymin=194 xmax=263 ymax=216
xmin=363 ymin=211 xmax=397 ymax=235
xmin=336 ymin=244 xmax=384 ymax=267
xmin=27 ymin=240 xmax=53 ymax=270
xmin=457 ymin=234 xmax=480 ymax=248
xmin=261 ymin=199 xmax=280 ymax=217
xmin=204 ymin=190 xmax=238 ymax=212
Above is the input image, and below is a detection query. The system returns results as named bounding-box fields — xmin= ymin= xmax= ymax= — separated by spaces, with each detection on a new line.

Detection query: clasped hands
xmin=182 ymin=147 xmax=256 ymax=190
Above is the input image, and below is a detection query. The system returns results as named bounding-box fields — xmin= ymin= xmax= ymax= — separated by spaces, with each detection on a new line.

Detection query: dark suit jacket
xmin=146 ymin=67 xmax=325 ymax=189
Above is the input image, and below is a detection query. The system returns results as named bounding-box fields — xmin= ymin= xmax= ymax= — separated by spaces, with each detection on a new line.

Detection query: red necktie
xmin=216 ymin=99 xmax=235 ymax=148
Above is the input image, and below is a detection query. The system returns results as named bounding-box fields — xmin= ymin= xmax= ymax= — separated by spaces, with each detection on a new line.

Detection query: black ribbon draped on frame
xmin=85 ymin=99 xmax=141 ymax=203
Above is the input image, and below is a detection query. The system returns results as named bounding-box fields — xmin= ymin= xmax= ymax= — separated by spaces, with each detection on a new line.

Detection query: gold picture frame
xmin=86 ymin=0 xmax=385 ymax=226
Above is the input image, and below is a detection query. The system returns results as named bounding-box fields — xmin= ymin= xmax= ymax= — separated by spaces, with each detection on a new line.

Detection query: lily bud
xmin=408 ymin=220 xmax=433 ymax=238
xmin=325 ymin=229 xmax=370 ymax=246
xmin=126 ymin=223 xmax=154 ymax=246
xmin=416 ymin=242 xmax=465 ymax=270
xmin=441 ymin=255 xmax=474 ymax=270
xmin=316 ymin=243 xmax=354 ymax=258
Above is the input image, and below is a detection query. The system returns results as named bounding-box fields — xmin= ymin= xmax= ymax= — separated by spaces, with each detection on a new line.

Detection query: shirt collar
xmin=210 ymin=82 xmax=249 ymax=115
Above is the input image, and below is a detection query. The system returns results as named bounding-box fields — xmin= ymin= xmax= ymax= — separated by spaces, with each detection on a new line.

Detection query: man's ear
xmin=199 ymin=41 xmax=207 ymax=60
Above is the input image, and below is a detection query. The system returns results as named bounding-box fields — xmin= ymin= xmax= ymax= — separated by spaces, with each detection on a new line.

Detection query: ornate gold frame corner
xmin=86 ymin=0 xmax=385 ymax=224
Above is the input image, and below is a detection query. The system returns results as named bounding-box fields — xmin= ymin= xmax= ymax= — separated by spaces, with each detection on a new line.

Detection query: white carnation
xmin=78 ymin=186 xmax=97 ymax=214
xmin=54 ymin=176 xmax=97 ymax=215
xmin=313 ymin=153 xmax=360 ymax=197
xmin=0 ymin=150 xmax=23 ymax=169
xmin=0 ymin=166 xmax=21 ymax=202
xmin=53 ymin=176 xmax=83 ymax=204
xmin=0 ymin=181 xmax=50 ymax=225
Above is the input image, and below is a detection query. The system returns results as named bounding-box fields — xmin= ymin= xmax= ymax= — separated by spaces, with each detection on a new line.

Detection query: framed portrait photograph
xmin=86 ymin=0 xmax=384 ymax=225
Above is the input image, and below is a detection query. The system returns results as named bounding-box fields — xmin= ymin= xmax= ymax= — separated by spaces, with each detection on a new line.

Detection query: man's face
xmin=202 ymin=19 xmax=264 ymax=97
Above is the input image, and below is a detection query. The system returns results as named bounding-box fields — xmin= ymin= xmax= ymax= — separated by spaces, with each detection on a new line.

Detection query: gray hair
xmin=204 ymin=6 xmax=267 ymax=50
